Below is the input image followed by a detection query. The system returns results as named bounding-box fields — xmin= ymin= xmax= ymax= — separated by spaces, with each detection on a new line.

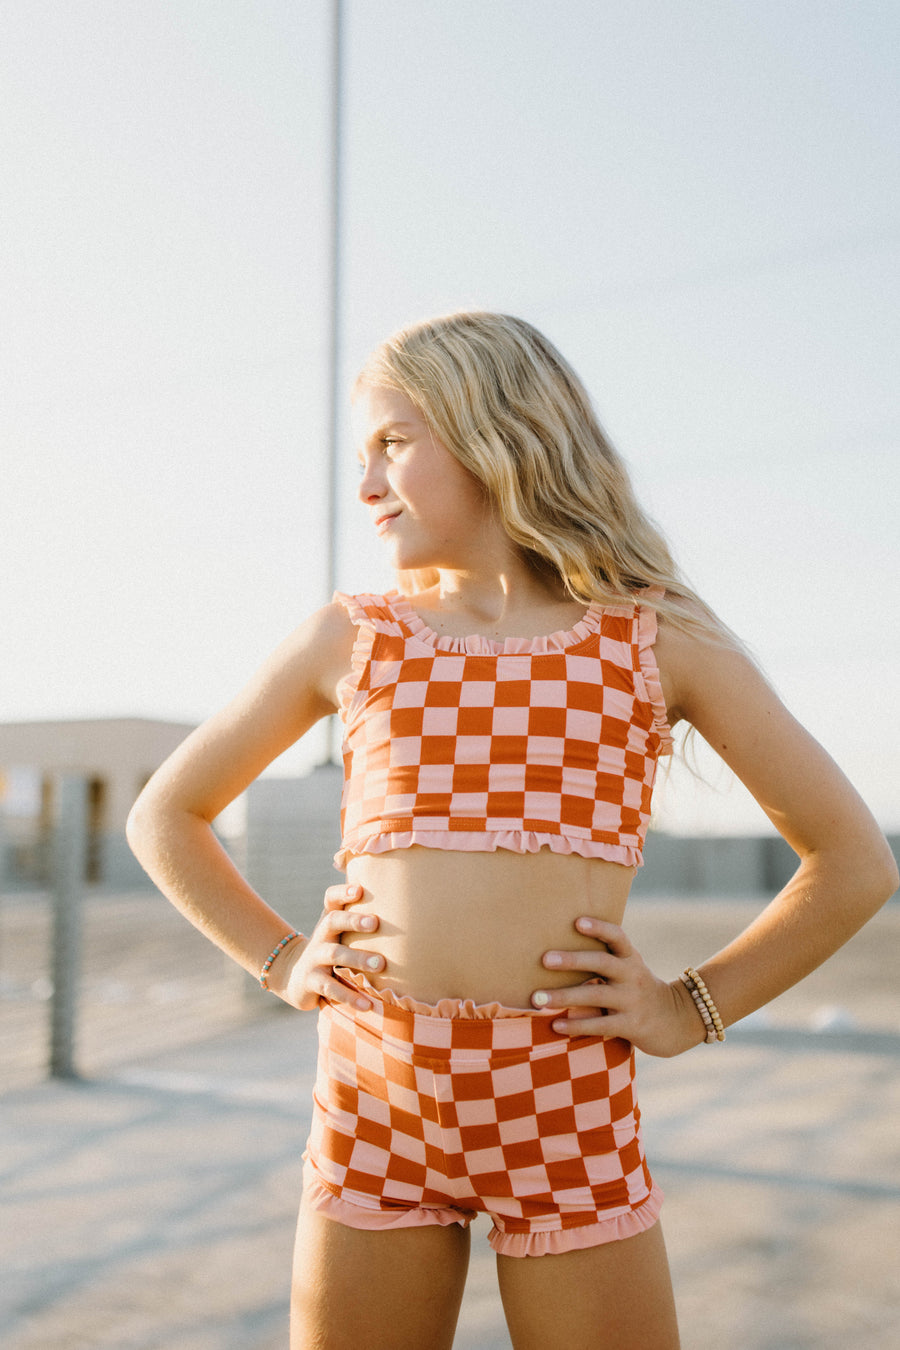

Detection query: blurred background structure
xmin=0 ymin=720 xmax=194 ymax=889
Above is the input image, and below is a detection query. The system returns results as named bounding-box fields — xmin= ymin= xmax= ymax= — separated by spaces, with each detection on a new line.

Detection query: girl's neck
xmin=421 ymin=565 xmax=577 ymax=631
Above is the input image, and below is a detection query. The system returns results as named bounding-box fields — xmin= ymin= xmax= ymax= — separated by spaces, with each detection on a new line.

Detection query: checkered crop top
xmin=332 ymin=590 xmax=673 ymax=871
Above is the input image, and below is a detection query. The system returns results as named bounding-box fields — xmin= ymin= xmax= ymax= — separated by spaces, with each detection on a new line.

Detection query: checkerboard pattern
xmin=303 ymin=983 xmax=661 ymax=1255
xmin=333 ymin=591 xmax=672 ymax=871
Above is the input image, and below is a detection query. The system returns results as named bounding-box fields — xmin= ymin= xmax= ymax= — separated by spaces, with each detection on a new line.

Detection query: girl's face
xmin=355 ymin=385 xmax=500 ymax=573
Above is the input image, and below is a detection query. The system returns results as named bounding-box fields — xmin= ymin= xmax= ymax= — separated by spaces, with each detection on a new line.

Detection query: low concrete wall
xmin=633 ymin=831 xmax=801 ymax=897
xmin=244 ymin=764 xmax=344 ymax=937
xmin=1 ymin=827 xmax=160 ymax=893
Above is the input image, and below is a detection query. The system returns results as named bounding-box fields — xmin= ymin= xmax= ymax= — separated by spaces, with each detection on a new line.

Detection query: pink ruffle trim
xmin=333 ymin=592 xmax=381 ymax=717
xmin=302 ymin=1162 xmax=475 ymax=1232
xmin=635 ymin=588 xmax=674 ymax=754
xmin=302 ymin=1162 xmax=663 ymax=1258
xmin=334 ymin=828 xmax=644 ymax=873
xmin=335 ymin=967 xmax=545 ymax=1020
xmin=488 ymin=1183 xmax=664 ymax=1257
xmin=385 ymin=590 xmax=611 ymax=655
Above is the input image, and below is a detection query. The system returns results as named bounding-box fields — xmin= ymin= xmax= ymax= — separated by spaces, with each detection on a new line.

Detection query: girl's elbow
xmin=865 ymin=822 xmax=898 ymax=894
xmin=125 ymin=784 xmax=171 ymax=858
xmin=851 ymin=837 xmax=899 ymax=914
xmin=878 ymin=850 xmax=900 ymax=904
xmin=800 ymin=829 xmax=898 ymax=914
xmin=125 ymin=796 xmax=153 ymax=860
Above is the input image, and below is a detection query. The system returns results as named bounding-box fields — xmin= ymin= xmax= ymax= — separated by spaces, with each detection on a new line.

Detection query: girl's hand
xmin=531 ymin=916 xmax=702 ymax=1058
xmin=272 ymin=883 xmax=385 ymax=1012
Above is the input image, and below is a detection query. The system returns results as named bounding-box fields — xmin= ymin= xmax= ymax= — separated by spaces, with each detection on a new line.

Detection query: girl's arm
xmin=126 ymin=601 xmax=384 ymax=1010
xmin=534 ymin=625 xmax=899 ymax=1055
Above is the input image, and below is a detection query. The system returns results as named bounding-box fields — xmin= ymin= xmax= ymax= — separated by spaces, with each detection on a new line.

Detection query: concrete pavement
xmin=2 ymin=894 xmax=898 ymax=1348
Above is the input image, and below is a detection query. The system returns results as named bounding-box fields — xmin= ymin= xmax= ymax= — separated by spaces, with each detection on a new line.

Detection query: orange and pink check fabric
xmin=303 ymin=973 xmax=663 ymax=1256
xmin=333 ymin=590 xmax=673 ymax=872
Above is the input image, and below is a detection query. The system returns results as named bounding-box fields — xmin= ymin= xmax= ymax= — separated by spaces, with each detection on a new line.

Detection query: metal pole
xmin=50 ymin=774 xmax=88 ymax=1079
xmin=322 ymin=0 xmax=344 ymax=765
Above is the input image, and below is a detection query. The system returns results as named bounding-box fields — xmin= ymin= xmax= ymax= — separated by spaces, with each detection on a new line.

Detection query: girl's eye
xmin=357 ymin=438 xmax=403 ymax=473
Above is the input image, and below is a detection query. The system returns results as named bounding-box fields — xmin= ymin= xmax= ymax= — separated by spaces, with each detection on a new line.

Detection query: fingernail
xmin=355 ymin=997 xmax=371 ymax=1011
xmin=360 ymin=915 xmax=376 ymax=930
xmin=365 ymin=955 xmax=381 ymax=971
xmin=532 ymin=990 xmax=550 ymax=1008
xmin=544 ymin=951 xmax=562 ymax=967
xmin=576 ymin=917 xmax=592 ymax=932
xmin=347 ymin=885 xmax=361 ymax=898
xmin=552 ymin=1020 xmax=568 ymax=1034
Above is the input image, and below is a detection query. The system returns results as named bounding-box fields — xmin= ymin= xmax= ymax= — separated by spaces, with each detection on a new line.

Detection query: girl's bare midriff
xmin=342 ymin=845 xmax=636 ymax=1008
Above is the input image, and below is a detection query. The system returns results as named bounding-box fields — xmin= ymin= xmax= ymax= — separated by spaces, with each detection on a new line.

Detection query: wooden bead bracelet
xmin=680 ymin=967 xmax=726 ymax=1043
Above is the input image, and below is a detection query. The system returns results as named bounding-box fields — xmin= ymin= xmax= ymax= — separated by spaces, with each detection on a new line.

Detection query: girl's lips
xmin=375 ymin=512 xmax=400 ymax=533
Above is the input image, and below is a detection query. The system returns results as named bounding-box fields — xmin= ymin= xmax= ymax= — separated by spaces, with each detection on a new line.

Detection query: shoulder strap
xmin=332 ymin=591 xmax=402 ymax=632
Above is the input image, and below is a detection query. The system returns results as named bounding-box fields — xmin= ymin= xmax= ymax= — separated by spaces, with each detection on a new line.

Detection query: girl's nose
xmin=357 ymin=460 xmax=386 ymax=503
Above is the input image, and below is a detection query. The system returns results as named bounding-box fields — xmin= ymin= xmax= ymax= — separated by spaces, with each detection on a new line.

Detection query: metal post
xmin=50 ymin=774 xmax=88 ymax=1079
xmin=322 ymin=0 xmax=344 ymax=765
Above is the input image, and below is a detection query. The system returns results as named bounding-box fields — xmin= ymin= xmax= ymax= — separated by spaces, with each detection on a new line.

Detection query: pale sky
xmin=2 ymin=1 xmax=898 ymax=834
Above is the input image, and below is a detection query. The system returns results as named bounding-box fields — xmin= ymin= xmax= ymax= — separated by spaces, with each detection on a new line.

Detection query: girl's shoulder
xmin=652 ymin=603 xmax=759 ymax=730
xmin=252 ymin=599 xmax=359 ymax=691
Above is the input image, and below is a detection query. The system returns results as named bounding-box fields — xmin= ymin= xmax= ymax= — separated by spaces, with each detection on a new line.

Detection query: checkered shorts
xmin=302 ymin=973 xmax=663 ymax=1257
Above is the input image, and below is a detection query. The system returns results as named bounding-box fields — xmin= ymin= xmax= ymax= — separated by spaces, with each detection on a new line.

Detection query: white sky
xmin=2 ymin=1 xmax=898 ymax=834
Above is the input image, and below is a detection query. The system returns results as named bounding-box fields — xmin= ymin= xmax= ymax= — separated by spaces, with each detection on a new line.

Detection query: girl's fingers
xmin=295 ymin=951 xmax=377 ymax=1009
xmin=323 ymin=883 xmax=364 ymax=911
xmin=530 ymin=921 xmax=674 ymax=1051
xmin=532 ymin=981 xmax=616 ymax=1012
xmin=322 ymin=886 xmax=349 ymax=910
xmin=327 ymin=941 xmax=384 ymax=973
xmin=324 ymin=906 xmax=377 ymax=937
xmin=317 ymin=972 xmax=373 ymax=1011
xmin=542 ymin=948 xmax=618 ymax=977
xmin=573 ymin=916 xmax=632 ymax=955
xmin=539 ymin=918 xmax=634 ymax=979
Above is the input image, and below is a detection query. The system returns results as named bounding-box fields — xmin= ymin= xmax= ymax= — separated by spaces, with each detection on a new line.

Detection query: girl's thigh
xmin=497 ymin=1221 xmax=680 ymax=1350
xmin=291 ymin=1196 xmax=471 ymax=1350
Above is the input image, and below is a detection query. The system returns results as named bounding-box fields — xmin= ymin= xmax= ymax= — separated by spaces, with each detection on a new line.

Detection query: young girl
xmin=127 ymin=311 xmax=897 ymax=1350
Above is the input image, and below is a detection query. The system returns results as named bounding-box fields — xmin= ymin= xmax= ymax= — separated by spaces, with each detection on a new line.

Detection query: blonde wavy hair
xmin=356 ymin=311 xmax=736 ymax=647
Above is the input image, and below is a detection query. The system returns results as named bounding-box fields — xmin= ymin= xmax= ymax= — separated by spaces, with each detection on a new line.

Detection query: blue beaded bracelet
xmin=259 ymin=931 xmax=302 ymax=990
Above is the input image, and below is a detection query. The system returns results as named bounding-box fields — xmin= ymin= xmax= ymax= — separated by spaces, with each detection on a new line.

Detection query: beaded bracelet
xmin=259 ymin=931 xmax=303 ymax=990
xmin=680 ymin=968 xmax=726 ymax=1043
xmin=687 ymin=967 xmax=726 ymax=1041
xmin=684 ymin=983 xmax=717 ymax=1042
xmin=679 ymin=973 xmax=719 ymax=1043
